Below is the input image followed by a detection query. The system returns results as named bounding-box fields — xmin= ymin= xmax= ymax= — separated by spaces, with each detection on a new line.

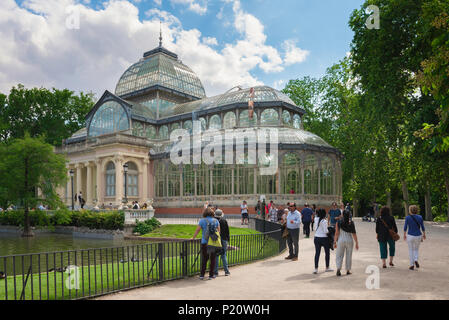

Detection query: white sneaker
xmin=325 ymin=268 xmax=334 ymax=272
xmin=313 ymin=269 xmax=318 ymax=274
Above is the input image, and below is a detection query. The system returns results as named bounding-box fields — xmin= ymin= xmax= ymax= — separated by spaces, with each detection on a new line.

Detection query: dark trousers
xmin=303 ymin=221 xmax=311 ymax=237
xmin=200 ymin=244 xmax=216 ymax=277
xmin=314 ymin=237 xmax=330 ymax=269
xmin=287 ymin=228 xmax=299 ymax=258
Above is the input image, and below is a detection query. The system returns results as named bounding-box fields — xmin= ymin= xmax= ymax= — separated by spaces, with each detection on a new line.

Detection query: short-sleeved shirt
xmin=198 ymin=217 xmax=219 ymax=244
xmin=301 ymin=207 xmax=313 ymax=223
xmin=329 ymin=209 xmax=341 ymax=226
xmin=241 ymin=204 xmax=248 ymax=213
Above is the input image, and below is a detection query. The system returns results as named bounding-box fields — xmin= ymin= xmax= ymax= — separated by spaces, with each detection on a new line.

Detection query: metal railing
xmin=0 ymin=219 xmax=284 ymax=300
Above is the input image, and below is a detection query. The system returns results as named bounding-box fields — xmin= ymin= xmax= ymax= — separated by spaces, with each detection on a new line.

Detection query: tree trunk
xmin=424 ymin=184 xmax=432 ymax=221
xmin=386 ymin=190 xmax=392 ymax=208
xmin=353 ymin=198 xmax=358 ymax=217
xmin=21 ymin=206 xmax=34 ymax=237
xmin=445 ymin=174 xmax=449 ymax=222
xmin=401 ymin=179 xmax=410 ymax=217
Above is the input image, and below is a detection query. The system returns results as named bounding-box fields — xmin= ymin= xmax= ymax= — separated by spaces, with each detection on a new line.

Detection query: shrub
xmin=133 ymin=217 xmax=161 ymax=235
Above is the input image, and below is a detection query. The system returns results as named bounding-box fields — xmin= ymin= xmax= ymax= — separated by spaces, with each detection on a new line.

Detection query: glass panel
xmin=209 ymin=115 xmax=222 ymax=130
xmin=183 ymin=164 xmax=194 ymax=196
xmin=183 ymin=120 xmax=193 ymax=133
xmin=261 ymin=108 xmax=279 ymax=125
xmin=132 ymin=122 xmax=144 ymax=137
xmin=196 ymin=163 xmax=210 ymax=196
xmin=145 ymin=125 xmax=157 ymax=139
xmin=293 ymin=114 xmax=301 ymax=129
xmin=168 ymin=164 xmax=180 ymax=197
xmin=281 ymin=153 xmax=301 ymax=194
xmin=223 ymin=112 xmax=236 ymax=129
xmin=282 ymin=110 xmax=292 ymax=126
xmin=199 ymin=117 xmax=207 ymax=131
xmin=304 ymin=155 xmax=318 ymax=194
xmin=239 ymin=110 xmax=257 ymax=127
xmin=105 ymin=161 xmax=116 ymax=197
xmin=159 ymin=125 xmax=169 ymax=140
xmin=89 ymin=101 xmax=129 ymax=137
xmin=320 ymin=157 xmax=333 ymax=195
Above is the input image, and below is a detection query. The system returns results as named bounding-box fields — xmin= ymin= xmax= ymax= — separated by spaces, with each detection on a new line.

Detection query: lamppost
xmin=123 ymin=163 xmax=129 ymax=205
xmin=69 ymin=169 xmax=74 ymax=211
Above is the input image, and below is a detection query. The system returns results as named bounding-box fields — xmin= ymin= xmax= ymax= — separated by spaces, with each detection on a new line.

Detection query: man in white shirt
xmin=285 ymin=203 xmax=301 ymax=261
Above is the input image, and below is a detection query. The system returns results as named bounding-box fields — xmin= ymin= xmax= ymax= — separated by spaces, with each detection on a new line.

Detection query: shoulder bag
xmin=381 ymin=217 xmax=400 ymax=241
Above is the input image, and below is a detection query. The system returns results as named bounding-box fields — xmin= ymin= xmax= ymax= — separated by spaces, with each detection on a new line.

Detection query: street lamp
xmin=69 ymin=169 xmax=74 ymax=211
xmin=123 ymin=163 xmax=129 ymax=204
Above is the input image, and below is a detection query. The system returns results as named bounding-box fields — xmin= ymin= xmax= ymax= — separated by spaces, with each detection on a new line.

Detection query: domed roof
xmin=158 ymin=86 xmax=301 ymax=119
xmin=115 ymin=47 xmax=206 ymax=99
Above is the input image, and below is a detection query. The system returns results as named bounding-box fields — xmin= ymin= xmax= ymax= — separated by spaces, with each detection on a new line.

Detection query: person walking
xmin=376 ymin=206 xmax=398 ymax=268
xmin=213 ymin=209 xmax=231 ymax=277
xmin=301 ymin=203 xmax=313 ymax=238
xmin=285 ymin=203 xmax=301 ymax=261
xmin=313 ymin=208 xmax=333 ymax=274
xmin=191 ymin=207 xmax=220 ymax=280
xmin=328 ymin=202 xmax=341 ymax=227
xmin=404 ymin=205 xmax=426 ymax=270
xmin=334 ymin=209 xmax=359 ymax=276
xmin=240 ymin=200 xmax=249 ymax=225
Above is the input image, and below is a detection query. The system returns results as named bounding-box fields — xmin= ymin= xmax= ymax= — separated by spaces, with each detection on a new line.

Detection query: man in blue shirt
xmin=301 ymin=203 xmax=313 ymax=238
xmin=328 ymin=202 xmax=342 ymax=227
xmin=285 ymin=203 xmax=301 ymax=261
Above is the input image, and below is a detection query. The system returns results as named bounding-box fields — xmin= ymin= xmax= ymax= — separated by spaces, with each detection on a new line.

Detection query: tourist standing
xmin=191 ymin=207 xmax=220 ymax=280
xmin=285 ymin=203 xmax=301 ymax=261
xmin=255 ymin=200 xmax=262 ymax=219
xmin=376 ymin=206 xmax=398 ymax=268
xmin=240 ymin=200 xmax=249 ymax=225
xmin=301 ymin=203 xmax=313 ymax=238
xmin=269 ymin=203 xmax=278 ymax=222
xmin=311 ymin=204 xmax=316 ymax=231
xmin=334 ymin=209 xmax=359 ymax=276
xmin=328 ymin=202 xmax=341 ymax=227
xmin=277 ymin=205 xmax=284 ymax=222
xmin=313 ymin=208 xmax=333 ymax=274
xmin=213 ymin=209 xmax=231 ymax=276
xmin=404 ymin=205 xmax=426 ymax=270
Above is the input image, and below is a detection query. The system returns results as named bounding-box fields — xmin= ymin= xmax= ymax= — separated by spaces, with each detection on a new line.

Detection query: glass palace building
xmin=56 ymin=43 xmax=343 ymax=214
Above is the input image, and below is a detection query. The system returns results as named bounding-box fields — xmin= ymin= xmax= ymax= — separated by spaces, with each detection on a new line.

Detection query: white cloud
xmin=170 ymin=0 xmax=208 ymax=15
xmin=0 ymin=0 xmax=309 ymax=99
xmin=153 ymin=0 xmax=162 ymax=6
xmin=283 ymin=39 xmax=310 ymax=66
xmin=273 ymin=79 xmax=286 ymax=90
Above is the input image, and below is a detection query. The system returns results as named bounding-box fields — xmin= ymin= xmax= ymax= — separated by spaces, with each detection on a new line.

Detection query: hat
xmin=214 ymin=209 xmax=223 ymax=217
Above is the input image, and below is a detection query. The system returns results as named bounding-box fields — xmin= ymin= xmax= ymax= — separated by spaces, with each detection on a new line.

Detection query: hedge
xmin=0 ymin=209 xmax=125 ymax=230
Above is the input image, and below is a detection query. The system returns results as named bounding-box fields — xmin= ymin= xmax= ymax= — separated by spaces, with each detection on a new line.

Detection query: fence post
xmin=182 ymin=241 xmax=188 ymax=277
xmin=158 ymin=243 xmax=164 ymax=281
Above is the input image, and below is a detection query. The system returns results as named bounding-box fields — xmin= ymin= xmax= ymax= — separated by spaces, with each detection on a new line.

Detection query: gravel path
xmin=97 ymin=218 xmax=449 ymax=300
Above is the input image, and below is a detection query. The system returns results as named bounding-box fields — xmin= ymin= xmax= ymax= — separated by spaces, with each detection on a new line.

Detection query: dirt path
xmin=97 ymin=219 xmax=449 ymax=300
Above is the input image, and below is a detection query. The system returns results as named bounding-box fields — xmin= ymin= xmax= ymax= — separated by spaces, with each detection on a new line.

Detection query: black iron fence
xmin=0 ymin=219 xmax=284 ymax=300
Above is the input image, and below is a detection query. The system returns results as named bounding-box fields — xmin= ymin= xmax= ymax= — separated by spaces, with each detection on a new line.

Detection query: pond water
xmin=0 ymin=233 xmax=145 ymax=257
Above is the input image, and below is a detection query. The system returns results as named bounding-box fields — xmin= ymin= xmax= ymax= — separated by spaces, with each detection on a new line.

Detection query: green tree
xmin=0 ymin=134 xmax=68 ymax=236
xmin=0 ymin=84 xmax=95 ymax=145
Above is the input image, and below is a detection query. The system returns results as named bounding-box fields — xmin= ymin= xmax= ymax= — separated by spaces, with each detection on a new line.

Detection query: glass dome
xmin=88 ymin=101 xmax=130 ymax=138
xmin=115 ymin=51 xmax=206 ymax=99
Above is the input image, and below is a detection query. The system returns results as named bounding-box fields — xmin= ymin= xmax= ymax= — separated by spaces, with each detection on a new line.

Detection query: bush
xmin=133 ymin=217 xmax=161 ymax=235
xmin=433 ymin=214 xmax=448 ymax=222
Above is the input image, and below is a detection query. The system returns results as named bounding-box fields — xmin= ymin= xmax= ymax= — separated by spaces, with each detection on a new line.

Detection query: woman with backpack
xmin=334 ymin=209 xmax=359 ymax=276
xmin=313 ymin=208 xmax=333 ymax=274
xmin=376 ymin=206 xmax=398 ymax=268
xmin=192 ymin=207 xmax=220 ymax=280
xmin=404 ymin=205 xmax=426 ymax=270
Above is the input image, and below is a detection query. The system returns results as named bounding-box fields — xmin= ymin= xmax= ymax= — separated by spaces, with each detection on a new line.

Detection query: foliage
xmin=133 ymin=217 xmax=162 ymax=235
xmin=0 ymin=84 xmax=95 ymax=146
xmin=0 ymin=209 xmax=125 ymax=230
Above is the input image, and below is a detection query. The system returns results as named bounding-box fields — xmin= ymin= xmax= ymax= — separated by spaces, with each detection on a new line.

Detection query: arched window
xmin=155 ymin=161 xmax=166 ymax=197
xmin=105 ymin=162 xmax=116 ymax=197
xmin=145 ymin=125 xmax=157 ymax=139
xmin=209 ymin=115 xmax=222 ymax=130
xmin=159 ymin=125 xmax=169 ymax=140
xmin=124 ymin=162 xmax=138 ymax=197
xmin=320 ymin=157 xmax=333 ymax=195
xmin=239 ymin=110 xmax=257 ymax=127
xmin=293 ymin=114 xmax=301 ymax=129
xmin=304 ymin=155 xmax=318 ymax=194
xmin=183 ymin=120 xmax=193 ymax=133
xmin=199 ymin=117 xmax=207 ymax=131
xmin=168 ymin=163 xmax=180 ymax=197
xmin=281 ymin=153 xmax=301 ymax=194
xmin=132 ymin=122 xmax=144 ymax=137
xmin=223 ymin=112 xmax=236 ymax=129
xmin=89 ymin=101 xmax=129 ymax=137
xmin=261 ymin=108 xmax=279 ymax=125
xmin=282 ymin=110 xmax=292 ymax=126
xmin=171 ymin=122 xmax=180 ymax=132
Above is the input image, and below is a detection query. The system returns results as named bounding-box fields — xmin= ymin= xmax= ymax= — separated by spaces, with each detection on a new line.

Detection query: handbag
xmin=380 ymin=218 xmax=400 ymax=241
xmin=327 ymin=226 xmax=335 ymax=251
xmin=282 ymin=226 xmax=289 ymax=239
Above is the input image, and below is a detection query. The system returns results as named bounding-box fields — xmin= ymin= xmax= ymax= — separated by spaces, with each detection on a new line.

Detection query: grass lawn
xmin=141 ymin=224 xmax=260 ymax=239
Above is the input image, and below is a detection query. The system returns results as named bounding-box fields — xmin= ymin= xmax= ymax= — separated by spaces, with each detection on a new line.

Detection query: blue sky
xmin=1 ymin=0 xmax=364 ymax=97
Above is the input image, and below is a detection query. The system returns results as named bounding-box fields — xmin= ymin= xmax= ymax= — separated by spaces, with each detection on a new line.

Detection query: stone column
xmin=85 ymin=162 xmax=93 ymax=206
xmin=143 ymin=158 xmax=149 ymax=201
xmin=95 ymin=158 xmax=103 ymax=205
xmin=75 ymin=163 xmax=83 ymax=198
xmin=114 ymin=155 xmax=124 ymax=205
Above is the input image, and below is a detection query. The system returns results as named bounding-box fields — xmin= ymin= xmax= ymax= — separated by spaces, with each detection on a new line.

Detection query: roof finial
xmin=159 ymin=21 xmax=163 ymax=47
